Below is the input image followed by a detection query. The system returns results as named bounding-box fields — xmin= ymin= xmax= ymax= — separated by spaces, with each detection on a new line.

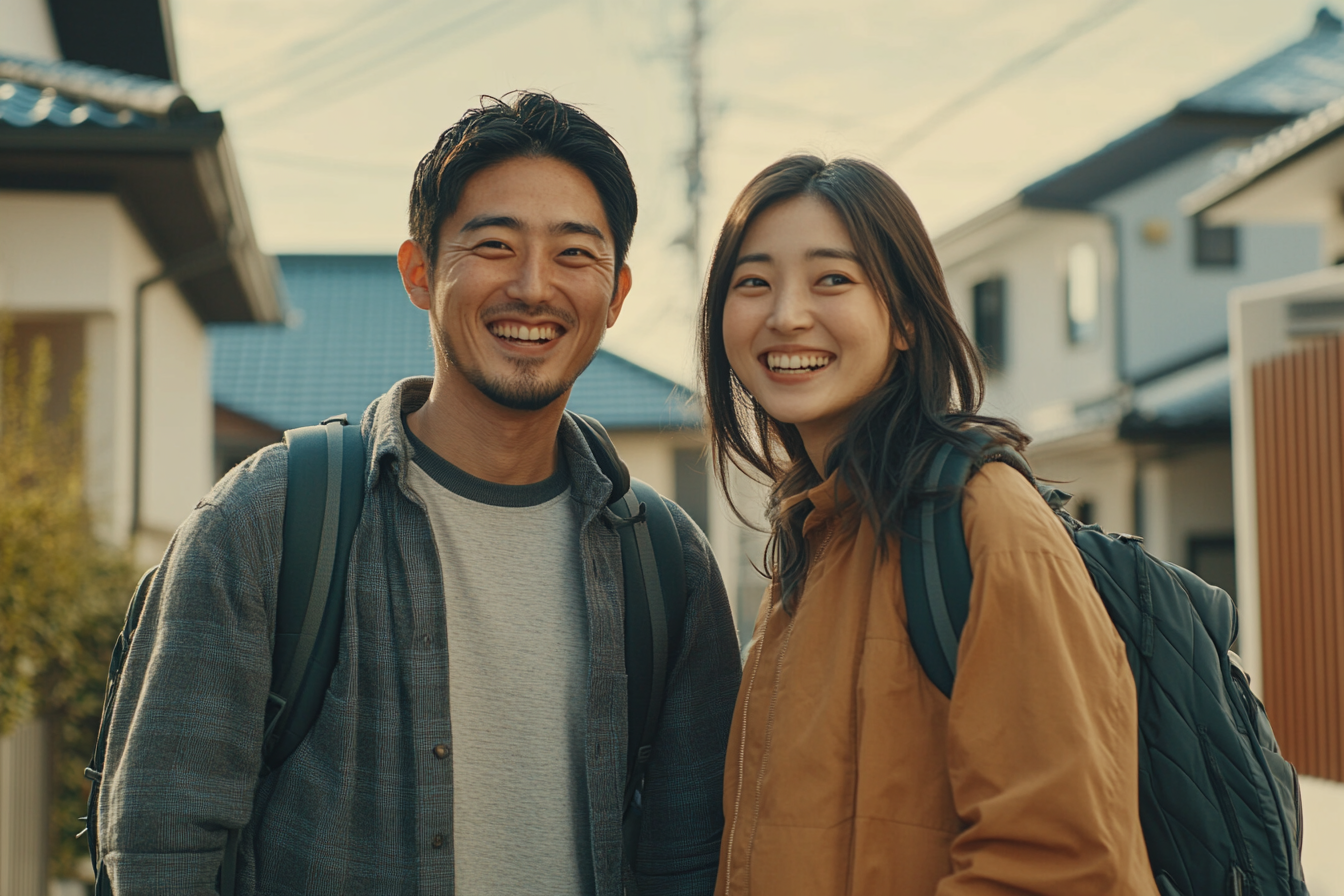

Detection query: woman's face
xmin=722 ymin=195 xmax=905 ymax=462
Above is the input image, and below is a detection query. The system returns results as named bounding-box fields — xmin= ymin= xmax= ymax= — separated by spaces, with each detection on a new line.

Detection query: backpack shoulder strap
xmin=265 ymin=415 xmax=366 ymax=770
xmin=611 ymin=479 xmax=686 ymax=865
xmin=901 ymin=430 xmax=1034 ymax=698
xmin=567 ymin=410 xmax=690 ymax=863
xmin=223 ymin=415 xmax=365 ymax=896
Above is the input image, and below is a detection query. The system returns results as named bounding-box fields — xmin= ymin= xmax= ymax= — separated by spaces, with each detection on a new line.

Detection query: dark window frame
xmin=1193 ymin=217 xmax=1238 ymax=268
xmin=972 ymin=276 xmax=1008 ymax=372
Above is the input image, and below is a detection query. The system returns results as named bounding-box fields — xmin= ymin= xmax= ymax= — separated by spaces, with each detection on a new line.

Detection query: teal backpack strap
xmin=901 ymin=430 xmax=1033 ymax=698
xmin=221 ymin=414 xmax=365 ymax=896
xmin=567 ymin=411 xmax=687 ymax=867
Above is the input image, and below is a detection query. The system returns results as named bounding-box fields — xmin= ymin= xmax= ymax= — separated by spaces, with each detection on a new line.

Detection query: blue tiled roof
xmin=209 ymin=255 xmax=699 ymax=432
xmin=0 ymin=53 xmax=194 ymax=128
xmin=1023 ymin=9 xmax=1344 ymax=208
xmin=0 ymin=78 xmax=156 ymax=128
xmin=1180 ymin=10 xmax=1344 ymax=117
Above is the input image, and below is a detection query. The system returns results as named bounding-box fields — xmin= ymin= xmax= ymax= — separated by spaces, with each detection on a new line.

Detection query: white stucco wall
xmin=1302 ymin=774 xmax=1344 ymax=895
xmin=138 ymin=280 xmax=213 ymax=558
xmin=938 ymin=206 xmax=1119 ymax=434
xmin=0 ymin=191 xmax=214 ymax=563
xmin=0 ymin=0 xmax=60 ymax=60
xmin=1095 ymin=143 xmax=1320 ymax=380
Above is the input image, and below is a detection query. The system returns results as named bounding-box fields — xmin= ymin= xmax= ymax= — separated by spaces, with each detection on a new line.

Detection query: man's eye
xmin=560 ymin=247 xmax=594 ymax=258
xmin=478 ymin=240 xmax=509 ymax=250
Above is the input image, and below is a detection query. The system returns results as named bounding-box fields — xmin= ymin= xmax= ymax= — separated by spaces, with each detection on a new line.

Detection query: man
xmin=99 ymin=92 xmax=741 ymax=895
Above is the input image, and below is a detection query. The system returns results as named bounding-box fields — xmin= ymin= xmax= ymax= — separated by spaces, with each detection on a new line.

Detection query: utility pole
xmin=676 ymin=0 xmax=706 ymax=278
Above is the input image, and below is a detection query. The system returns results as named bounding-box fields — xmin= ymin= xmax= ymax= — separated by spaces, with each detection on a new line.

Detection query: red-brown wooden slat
xmin=1253 ymin=336 xmax=1344 ymax=781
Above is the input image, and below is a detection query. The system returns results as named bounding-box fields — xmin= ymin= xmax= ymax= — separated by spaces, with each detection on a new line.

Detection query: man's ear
xmin=398 ymin=240 xmax=433 ymax=311
xmin=606 ymin=264 xmax=633 ymax=329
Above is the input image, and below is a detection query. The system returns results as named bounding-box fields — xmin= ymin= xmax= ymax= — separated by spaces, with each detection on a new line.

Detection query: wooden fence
xmin=1253 ymin=333 xmax=1344 ymax=783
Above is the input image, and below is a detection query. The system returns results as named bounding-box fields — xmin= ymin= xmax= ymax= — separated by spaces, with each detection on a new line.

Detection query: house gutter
xmin=131 ymin=241 xmax=232 ymax=536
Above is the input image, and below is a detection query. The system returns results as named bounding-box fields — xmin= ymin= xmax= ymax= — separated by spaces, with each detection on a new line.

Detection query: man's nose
xmin=506 ymin=251 xmax=553 ymax=304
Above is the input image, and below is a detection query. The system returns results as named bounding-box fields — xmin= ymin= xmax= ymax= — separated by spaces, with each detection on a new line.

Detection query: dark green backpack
xmin=901 ymin=430 xmax=1308 ymax=896
xmin=84 ymin=412 xmax=685 ymax=894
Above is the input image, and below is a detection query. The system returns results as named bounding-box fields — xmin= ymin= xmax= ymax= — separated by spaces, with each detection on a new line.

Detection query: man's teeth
xmin=490 ymin=323 xmax=559 ymax=342
xmin=766 ymin=353 xmax=831 ymax=372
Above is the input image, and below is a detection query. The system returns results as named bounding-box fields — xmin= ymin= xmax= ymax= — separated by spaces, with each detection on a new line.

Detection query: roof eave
xmin=0 ymin=113 xmax=282 ymax=323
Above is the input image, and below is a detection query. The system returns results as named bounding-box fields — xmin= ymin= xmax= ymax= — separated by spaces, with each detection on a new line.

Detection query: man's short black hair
xmin=409 ymin=92 xmax=638 ymax=274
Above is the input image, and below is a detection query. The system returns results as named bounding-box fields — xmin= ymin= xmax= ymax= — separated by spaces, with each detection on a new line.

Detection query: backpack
xmin=900 ymin=429 xmax=1309 ymax=896
xmin=83 ymin=411 xmax=686 ymax=895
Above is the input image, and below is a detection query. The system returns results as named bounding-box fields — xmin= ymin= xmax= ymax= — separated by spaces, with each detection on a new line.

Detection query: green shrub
xmin=0 ymin=324 xmax=137 ymax=879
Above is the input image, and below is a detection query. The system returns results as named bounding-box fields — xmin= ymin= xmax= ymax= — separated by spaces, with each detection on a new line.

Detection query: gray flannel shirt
xmin=99 ymin=377 xmax=742 ymax=896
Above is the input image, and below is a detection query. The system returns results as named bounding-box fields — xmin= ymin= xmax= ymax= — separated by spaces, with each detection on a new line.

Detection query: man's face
xmin=399 ymin=155 xmax=632 ymax=412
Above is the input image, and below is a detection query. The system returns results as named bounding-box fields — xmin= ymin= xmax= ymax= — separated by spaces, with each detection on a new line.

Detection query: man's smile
xmin=488 ymin=320 xmax=564 ymax=345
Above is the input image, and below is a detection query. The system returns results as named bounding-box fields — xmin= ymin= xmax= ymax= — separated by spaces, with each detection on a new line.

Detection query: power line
xmin=881 ymin=0 xmax=1143 ymax=161
xmin=205 ymin=0 xmax=424 ymax=106
xmin=230 ymin=0 xmax=551 ymax=130
xmin=242 ymin=148 xmax=412 ymax=177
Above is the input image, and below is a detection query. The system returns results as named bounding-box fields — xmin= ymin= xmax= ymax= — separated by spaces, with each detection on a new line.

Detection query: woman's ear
xmin=893 ymin=316 xmax=913 ymax=352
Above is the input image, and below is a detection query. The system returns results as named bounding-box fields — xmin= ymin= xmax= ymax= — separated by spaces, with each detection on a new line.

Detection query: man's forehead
xmin=448 ymin=156 xmax=611 ymax=235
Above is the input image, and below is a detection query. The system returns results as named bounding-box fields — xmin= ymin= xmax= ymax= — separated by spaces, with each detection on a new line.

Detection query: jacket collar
xmin=361 ymin=376 xmax=615 ymax=511
xmin=779 ymin=468 xmax=852 ymax=538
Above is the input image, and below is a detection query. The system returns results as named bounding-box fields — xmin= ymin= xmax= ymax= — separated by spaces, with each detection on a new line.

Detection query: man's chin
xmin=467 ymin=373 xmax=570 ymax=412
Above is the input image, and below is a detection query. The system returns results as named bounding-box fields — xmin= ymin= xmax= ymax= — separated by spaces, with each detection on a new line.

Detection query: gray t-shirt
xmin=405 ymin=425 xmax=594 ymax=895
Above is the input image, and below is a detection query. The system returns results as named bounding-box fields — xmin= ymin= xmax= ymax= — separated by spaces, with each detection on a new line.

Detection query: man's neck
xmin=406 ymin=375 xmax=566 ymax=486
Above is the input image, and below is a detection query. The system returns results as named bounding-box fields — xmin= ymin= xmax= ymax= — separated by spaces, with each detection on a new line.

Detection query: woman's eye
xmin=819 ymin=273 xmax=853 ymax=287
xmin=735 ymin=276 xmax=768 ymax=289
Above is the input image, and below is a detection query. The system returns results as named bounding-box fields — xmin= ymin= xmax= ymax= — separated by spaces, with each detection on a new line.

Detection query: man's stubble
xmin=430 ymin=308 xmax=599 ymax=413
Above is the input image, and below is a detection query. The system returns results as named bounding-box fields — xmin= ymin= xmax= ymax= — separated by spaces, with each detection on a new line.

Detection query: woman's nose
xmin=766 ymin=285 xmax=811 ymax=333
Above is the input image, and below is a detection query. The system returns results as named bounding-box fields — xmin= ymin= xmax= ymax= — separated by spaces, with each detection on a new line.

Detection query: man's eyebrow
xmin=460 ymin=214 xmax=521 ymax=233
xmin=552 ymin=221 xmax=607 ymax=242
xmin=807 ymin=247 xmax=860 ymax=262
xmin=735 ymin=252 xmax=771 ymax=267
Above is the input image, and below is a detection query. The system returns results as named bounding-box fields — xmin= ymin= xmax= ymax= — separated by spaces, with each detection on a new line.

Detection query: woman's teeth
xmin=766 ymin=353 xmax=831 ymax=372
xmin=490 ymin=323 xmax=558 ymax=342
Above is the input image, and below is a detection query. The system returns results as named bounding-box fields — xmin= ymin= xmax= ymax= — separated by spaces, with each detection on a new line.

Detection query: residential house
xmin=0 ymin=0 xmax=278 ymax=890
xmin=934 ymin=8 xmax=1344 ymax=606
xmin=1182 ymin=95 xmax=1344 ymax=892
xmin=209 ymin=255 xmax=769 ymax=642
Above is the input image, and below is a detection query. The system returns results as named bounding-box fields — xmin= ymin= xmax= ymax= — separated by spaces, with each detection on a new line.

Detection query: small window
xmin=674 ymin=447 xmax=710 ymax=534
xmin=1193 ymin=218 xmax=1237 ymax=267
xmin=1065 ymin=243 xmax=1100 ymax=344
xmin=972 ymin=277 xmax=1007 ymax=372
xmin=1188 ymin=535 xmax=1237 ymax=605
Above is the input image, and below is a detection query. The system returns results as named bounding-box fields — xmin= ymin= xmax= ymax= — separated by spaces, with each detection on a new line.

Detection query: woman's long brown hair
xmin=698 ymin=155 xmax=1027 ymax=611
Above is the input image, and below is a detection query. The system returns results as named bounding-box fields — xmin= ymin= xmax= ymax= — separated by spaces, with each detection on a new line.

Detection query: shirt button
xmin=423 ymin=634 xmax=432 ymax=647
xmin=433 ymin=743 xmax=448 ymax=759
xmin=431 ymin=833 xmax=445 ymax=849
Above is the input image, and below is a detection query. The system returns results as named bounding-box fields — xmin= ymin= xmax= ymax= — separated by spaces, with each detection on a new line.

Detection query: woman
xmin=699 ymin=155 xmax=1158 ymax=896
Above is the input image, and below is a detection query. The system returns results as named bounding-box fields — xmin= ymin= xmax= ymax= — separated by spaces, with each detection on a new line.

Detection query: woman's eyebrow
xmin=735 ymin=252 xmax=771 ymax=267
xmin=807 ymin=247 xmax=859 ymax=262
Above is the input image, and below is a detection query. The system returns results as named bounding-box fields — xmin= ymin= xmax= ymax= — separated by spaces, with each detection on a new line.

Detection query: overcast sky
xmin=172 ymin=0 xmax=1330 ymax=384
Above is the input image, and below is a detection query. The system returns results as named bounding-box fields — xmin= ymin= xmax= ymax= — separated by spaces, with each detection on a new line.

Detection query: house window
xmin=1193 ymin=218 xmax=1238 ymax=267
xmin=674 ymin=447 xmax=710 ymax=533
xmin=1188 ymin=535 xmax=1237 ymax=605
xmin=972 ymin=277 xmax=1007 ymax=371
xmin=1066 ymin=243 xmax=1100 ymax=344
